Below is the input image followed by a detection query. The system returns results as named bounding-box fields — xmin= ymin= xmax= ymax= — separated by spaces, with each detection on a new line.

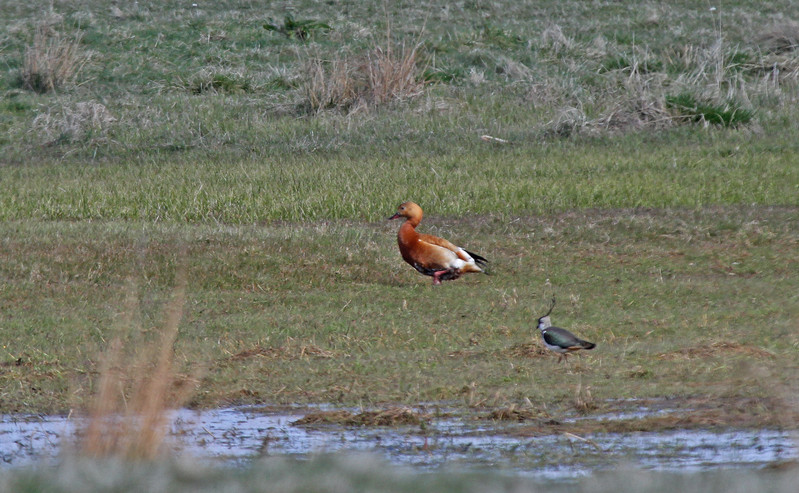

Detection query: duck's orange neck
xmin=404 ymin=212 xmax=422 ymax=228
xmin=398 ymin=220 xmax=418 ymax=241
xmin=396 ymin=220 xmax=419 ymax=265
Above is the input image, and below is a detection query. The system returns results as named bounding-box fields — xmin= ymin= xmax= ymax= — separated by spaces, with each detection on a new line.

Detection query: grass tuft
xmin=191 ymin=72 xmax=253 ymax=95
xmin=304 ymin=54 xmax=362 ymax=112
xmin=665 ymin=92 xmax=754 ymax=127
xmin=366 ymin=40 xmax=426 ymax=105
xmin=20 ymin=21 xmax=87 ymax=93
xmin=304 ymin=25 xmax=425 ymax=112
xmin=263 ymin=14 xmax=332 ymax=41
xmin=31 ymin=101 xmax=115 ymax=144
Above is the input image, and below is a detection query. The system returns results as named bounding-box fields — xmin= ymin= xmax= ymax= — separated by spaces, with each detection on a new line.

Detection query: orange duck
xmin=389 ymin=201 xmax=488 ymax=285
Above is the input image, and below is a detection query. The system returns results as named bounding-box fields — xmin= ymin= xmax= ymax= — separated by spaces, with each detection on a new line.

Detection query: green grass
xmin=263 ymin=13 xmax=332 ymax=41
xmin=666 ymin=93 xmax=754 ymax=127
xmin=1 ymin=134 xmax=798 ymax=222
xmin=0 ymin=0 xmax=798 ymax=430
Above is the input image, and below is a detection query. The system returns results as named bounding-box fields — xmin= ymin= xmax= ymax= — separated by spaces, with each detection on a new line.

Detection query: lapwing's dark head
xmin=537 ymin=296 xmax=556 ymax=331
xmin=537 ymin=315 xmax=551 ymax=331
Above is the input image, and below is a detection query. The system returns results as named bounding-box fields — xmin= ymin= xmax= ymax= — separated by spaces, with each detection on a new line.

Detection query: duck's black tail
xmin=465 ymin=250 xmax=488 ymax=268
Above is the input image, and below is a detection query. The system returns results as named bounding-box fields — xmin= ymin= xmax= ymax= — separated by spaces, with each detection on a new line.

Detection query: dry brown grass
xmin=77 ymin=267 xmax=197 ymax=460
xmin=304 ymin=55 xmax=361 ymax=111
xmin=503 ymin=342 xmax=551 ymax=359
xmin=657 ymin=342 xmax=775 ymax=361
xmin=572 ymin=379 xmax=599 ymax=414
xmin=31 ymin=101 xmax=116 ymax=143
xmin=759 ymin=20 xmax=799 ymax=54
xmin=365 ymin=40 xmax=426 ymax=104
xmin=292 ymin=407 xmax=429 ymax=426
xmin=484 ymin=404 xmax=547 ymax=422
xmin=21 ymin=21 xmax=87 ymax=93
xmin=304 ymin=29 xmax=425 ymax=112
xmin=231 ymin=340 xmax=337 ymax=360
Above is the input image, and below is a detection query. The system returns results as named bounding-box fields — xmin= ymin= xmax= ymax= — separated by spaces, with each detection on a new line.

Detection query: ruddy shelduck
xmin=388 ymin=201 xmax=488 ymax=285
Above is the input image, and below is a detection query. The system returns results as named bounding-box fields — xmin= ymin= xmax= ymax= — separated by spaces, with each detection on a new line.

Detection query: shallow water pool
xmin=1 ymin=406 xmax=796 ymax=480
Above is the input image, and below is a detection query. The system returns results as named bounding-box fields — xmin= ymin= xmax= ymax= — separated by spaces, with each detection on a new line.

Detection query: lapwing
xmin=537 ymin=297 xmax=596 ymax=363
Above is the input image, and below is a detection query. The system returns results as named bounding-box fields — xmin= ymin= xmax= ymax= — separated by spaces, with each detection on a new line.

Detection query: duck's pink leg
xmin=432 ymin=270 xmax=446 ymax=285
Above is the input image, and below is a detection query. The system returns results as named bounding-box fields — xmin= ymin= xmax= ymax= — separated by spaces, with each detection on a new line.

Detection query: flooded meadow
xmin=3 ymin=402 xmax=796 ymax=481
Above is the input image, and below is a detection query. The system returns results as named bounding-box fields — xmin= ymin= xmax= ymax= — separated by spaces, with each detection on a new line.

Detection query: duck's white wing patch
xmin=456 ymin=247 xmax=474 ymax=262
xmin=428 ymin=243 xmax=461 ymax=269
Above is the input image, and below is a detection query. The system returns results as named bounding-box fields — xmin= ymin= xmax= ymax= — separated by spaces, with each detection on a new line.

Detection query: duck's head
xmin=388 ymin=201 xmax=423 ymax=224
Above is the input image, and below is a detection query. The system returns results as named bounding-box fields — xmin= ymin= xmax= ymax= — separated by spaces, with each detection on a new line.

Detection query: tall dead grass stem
xmin=78 ymin=264 xmax=194 ymax=460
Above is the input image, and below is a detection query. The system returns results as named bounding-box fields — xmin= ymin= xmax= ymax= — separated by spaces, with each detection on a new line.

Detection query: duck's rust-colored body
xmin=389 ymin=202 xmax=487 ymax=285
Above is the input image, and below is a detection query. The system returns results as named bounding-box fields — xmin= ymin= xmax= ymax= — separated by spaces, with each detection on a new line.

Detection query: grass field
xmin=1 ymin=1 xmax=798 ymax=486
xmin=2 ymin=207 xmax=797 ymax=422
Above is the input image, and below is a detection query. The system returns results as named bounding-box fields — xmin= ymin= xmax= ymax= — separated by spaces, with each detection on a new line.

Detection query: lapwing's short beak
xmin=388 ymin=213 xmax=401 ymax=220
